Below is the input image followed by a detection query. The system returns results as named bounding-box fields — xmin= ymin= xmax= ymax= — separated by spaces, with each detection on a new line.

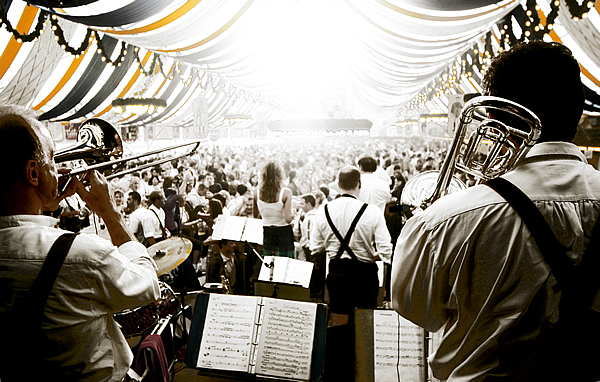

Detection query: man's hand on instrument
xmin=76 ymin=170 xmax=117 ymax=218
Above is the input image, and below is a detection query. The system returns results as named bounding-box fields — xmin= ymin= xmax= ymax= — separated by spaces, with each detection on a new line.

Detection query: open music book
xmin=211 ymin=215 xmax=263 ymax=245
xmin=258 ymin=256 xmax=314 ymax=288
xmin=185 ymin=293 xmax=327 ymax=382
xmin=355 ymin=309 xmax=443 ymax=382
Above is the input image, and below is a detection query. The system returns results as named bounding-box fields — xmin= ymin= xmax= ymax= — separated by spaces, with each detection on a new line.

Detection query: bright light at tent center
xmin=242 ymin=1 xmax=356 ymax=100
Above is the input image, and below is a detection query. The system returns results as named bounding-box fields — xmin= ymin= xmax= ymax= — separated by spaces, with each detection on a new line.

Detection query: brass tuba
xmin=401 ymin=96 xmax=542 ymax=209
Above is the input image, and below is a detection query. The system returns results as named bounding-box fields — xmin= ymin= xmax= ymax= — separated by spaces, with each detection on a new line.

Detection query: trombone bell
xmin=55 ymin=118 xmax=123 ymax=166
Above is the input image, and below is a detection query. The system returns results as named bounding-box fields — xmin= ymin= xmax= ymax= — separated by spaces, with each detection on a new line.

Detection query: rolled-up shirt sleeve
xmin=68 ymin=235 xmax=161 ymax=316
xmin=373 ymin=212 xmax=393 ymax=262
xmin=310 ymin=209 xmax=326 ymax=256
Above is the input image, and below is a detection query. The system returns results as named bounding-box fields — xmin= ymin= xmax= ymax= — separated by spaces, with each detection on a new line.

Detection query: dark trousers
xmin=326 ymin=258 xmax=379 ymax=315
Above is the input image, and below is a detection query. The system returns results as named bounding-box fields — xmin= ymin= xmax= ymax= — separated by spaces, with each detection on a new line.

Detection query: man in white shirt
xmin=295 ymin=193 xmax=325 ymax=298
xmin=140 ymin=170 xmax=154 ymax=197
xmin=294 ymin=193 xmax=317 ymax=261
xmin=357 ymin=156 xmax=391 ymax=213
xmin=146 ymin=190 xmax=167 ymax=246
xmin=391 ymin=41 xmax=600 ymax=381
xmin=311 ymin=166 xmax=392 ymax=325
xmin=127 ymin=191 xmax=155 ymax=247
xmin=0 ymin=105 xmax=160 ymax=381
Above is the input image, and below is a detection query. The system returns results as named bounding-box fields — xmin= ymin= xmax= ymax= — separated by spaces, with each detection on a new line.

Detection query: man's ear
xmin=358 ymin=180 xmax=361 ymax=190
xmin=25 ymin=159 xmax=40 ymax=186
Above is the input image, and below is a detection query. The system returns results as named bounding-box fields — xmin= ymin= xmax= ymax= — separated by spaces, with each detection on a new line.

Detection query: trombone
xmin=55 ymin=118 xmax=203 ymax=181
xmin=400 ymin=96 xmax=542 ymax=210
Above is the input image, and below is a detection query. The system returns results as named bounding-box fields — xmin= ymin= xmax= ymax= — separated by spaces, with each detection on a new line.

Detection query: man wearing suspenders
xmin=311 ymin=166 xmax=392 ymax=325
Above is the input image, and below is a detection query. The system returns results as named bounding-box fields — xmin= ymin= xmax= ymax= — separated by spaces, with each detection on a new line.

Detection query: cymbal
xmin=147 ymin=237 xmax=193 ymax=276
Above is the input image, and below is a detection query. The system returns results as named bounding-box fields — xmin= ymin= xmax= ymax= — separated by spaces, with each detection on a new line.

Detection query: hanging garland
xmin=94 ymin=30 xmax=128 ymax=66
xmin=565 ymin=0 xmax=596 ymax=19
xmin=48 ymin=14 xmax=93 ymax=56
xmin=524 ymin=0 xmax=561 ymax=39
xmin=0 ymin=4 xmax=47 ymax=42
xmin=134 ymin=48 xmax=160 ymax=76
xmin=399 ymin=0 xmax=597 ymax=117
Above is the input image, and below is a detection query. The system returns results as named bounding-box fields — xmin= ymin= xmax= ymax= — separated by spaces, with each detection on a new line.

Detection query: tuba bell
xmin=400 ymin=95 xmax=542 ymax=210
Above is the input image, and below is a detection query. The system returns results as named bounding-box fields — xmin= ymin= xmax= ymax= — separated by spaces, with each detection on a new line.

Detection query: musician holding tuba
xmin=0 ymin=105 xmax=160 ymax=381
xmin=391 ymin=41 xmax=600 ymax=381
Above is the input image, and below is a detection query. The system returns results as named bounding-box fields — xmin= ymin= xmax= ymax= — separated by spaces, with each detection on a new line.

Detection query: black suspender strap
xmin=150 ymin=208 xmax=167 ymax=239
xmin=486 ymin=176 xmax=600 ymax=319
xmin=485 ymin=177 xmax=572 ymax=288
xmin=324 ymin=203 xmax=369 ymax=260
xmin=29 ymin=233 xmax=78 ymax=318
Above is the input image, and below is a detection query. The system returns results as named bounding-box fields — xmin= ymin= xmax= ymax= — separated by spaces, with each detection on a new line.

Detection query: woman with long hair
xmin=253 ymin=160 xmax=295 ymax=258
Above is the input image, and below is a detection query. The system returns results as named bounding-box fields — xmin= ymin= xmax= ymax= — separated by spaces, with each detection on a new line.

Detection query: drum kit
xmin=148 ymin=237 xmax=193 ymax=276
xmin=114 ymin=236 xmax=193 ymax=346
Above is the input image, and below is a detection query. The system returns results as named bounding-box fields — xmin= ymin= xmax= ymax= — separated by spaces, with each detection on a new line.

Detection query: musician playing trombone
xmin=0 ymin=105 xmax=160 ymax=381
xmin=391 ymin=41 xmax=600 ymax=381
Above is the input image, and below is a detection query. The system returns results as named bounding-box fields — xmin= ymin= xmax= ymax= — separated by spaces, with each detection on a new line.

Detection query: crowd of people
xmin=53 ymin=135 xmax=448 ymax=296
xmin=1 ymin=40 xmax=599 ymax=381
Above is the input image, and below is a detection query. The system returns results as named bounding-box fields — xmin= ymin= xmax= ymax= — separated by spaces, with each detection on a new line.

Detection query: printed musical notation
xmin=373 ymin=310 xmax=425 ymax=382
xmin=255 ymin=298 xmax=317 ymax=381
xmin=197 ymin=294 xmax=259 ymax=372
xmin=258 ymin=256 xmax=314 ymax=288
xmin=211 ymin=215 xmax=263 ymax=245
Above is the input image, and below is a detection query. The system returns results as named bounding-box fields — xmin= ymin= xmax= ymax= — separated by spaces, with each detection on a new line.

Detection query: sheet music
xmin=429 ymin=329 xmax=444 ymax=382
xmin=255 ymin=298 xmax=317 ymax=381
xmin=373 ymin=310 xmax=425 ymax=382
xmin=283 ymin=259 xmax=313 ymax=288
xmin=197 ymin=294 xmax=260 ymax=372
xmin=210 ymin=215 xmax=227 ymax=241
xmin=258 ymin=256 xmax=287 ymax=283
xmin=258 ymin=256 xmax=314 ymax=288
xmin=241 ymin=217 xmax=263 ymax=245
xmin=221 ymin=216 xmax=248 ymax=241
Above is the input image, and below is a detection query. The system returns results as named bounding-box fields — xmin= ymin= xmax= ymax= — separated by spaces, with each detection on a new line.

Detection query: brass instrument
xmin=55 ymin=118 xmax=123 ymax=165
xmin=55 ymin=118 xmax=203 ymax=181
xmin=220 ymin=274 xmax=233 ymax=295
xmin=401 ymin=96 xmax=542 ymax=209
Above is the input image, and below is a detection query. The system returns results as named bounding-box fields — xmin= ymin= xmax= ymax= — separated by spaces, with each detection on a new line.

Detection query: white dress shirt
xmin=129 ymin=206 xmax=155 ymax=243
xmin=299 ymin=209 xmax=317 ymax=249
xmin=359 ymin=172 xmax=391 ymax=212
xmin=392 ymin=142 xmax=600 ymax=381
xmin=148 ymin=204 xmax=166 ymax=239
xmin=0 ymin=214 xmax=160 ymax=381
xmin=310 ymin=195 xmax=392 ymax=263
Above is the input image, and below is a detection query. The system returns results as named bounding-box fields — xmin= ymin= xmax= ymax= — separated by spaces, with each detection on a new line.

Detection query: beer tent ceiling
xmin=0 ymin=0 xmax=600 ymax=135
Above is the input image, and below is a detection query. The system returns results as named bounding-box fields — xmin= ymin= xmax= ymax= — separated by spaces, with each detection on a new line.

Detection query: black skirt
xmin=262 ymin=225 xmax=295 ymax=258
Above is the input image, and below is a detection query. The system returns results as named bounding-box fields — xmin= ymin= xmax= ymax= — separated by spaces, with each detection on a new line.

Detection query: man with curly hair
xmin=392 ymin=41 xmax=600 ymax=380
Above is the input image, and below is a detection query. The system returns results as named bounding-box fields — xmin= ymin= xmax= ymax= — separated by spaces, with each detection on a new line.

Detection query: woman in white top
xmin=253 ymin=160 xmax=295 ymax=258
